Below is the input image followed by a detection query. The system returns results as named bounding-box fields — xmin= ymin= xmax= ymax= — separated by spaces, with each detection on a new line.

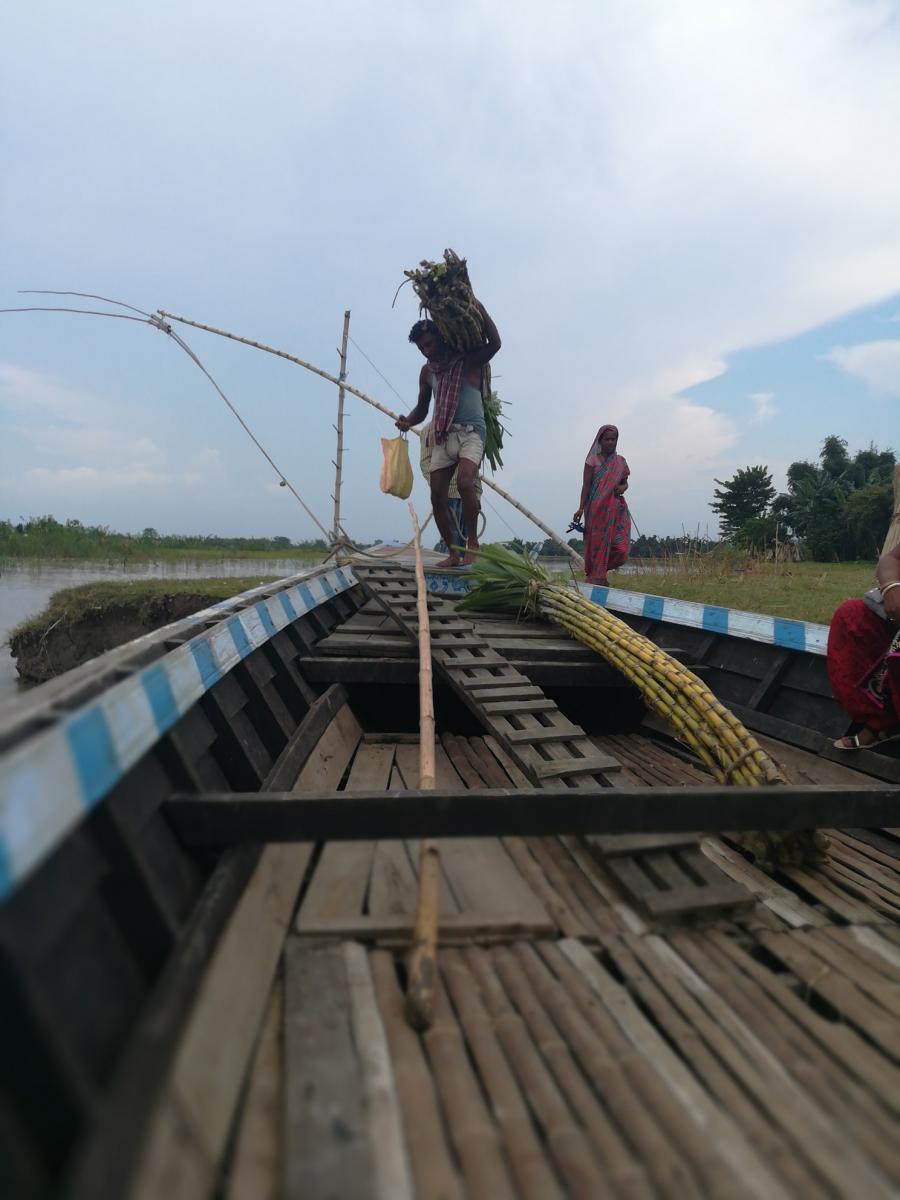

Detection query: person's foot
xmin=435 ymin=554 xmax=462 ymax=569
xmin=833 ymin=726 xmax=900 ymax=750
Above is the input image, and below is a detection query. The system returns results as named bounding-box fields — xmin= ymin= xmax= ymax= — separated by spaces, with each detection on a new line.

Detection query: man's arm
xmin=464 ymin=299 xmax=501 ymax=368
xmin=396 ymin=367 xmax=433 ymax=431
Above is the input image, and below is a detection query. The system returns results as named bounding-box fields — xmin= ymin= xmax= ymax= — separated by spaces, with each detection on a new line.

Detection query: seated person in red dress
xmin=828 ymin=542 xmax=900 ymax=749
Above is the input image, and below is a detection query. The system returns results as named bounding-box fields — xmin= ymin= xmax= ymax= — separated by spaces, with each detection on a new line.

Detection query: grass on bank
xmin=0 ymin=517 xmax=328 ymax=563
xmin=10 ymin=577 xmax=281 ymax=640
xmin=1 ymin=544 xmax=326 ymax=564
xmin=605 ymin=558 xmax=874 ymax=625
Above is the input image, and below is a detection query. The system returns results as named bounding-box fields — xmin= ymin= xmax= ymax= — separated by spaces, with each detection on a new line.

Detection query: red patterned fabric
xmin=584 ymin=428 xmax=631 ymax=585
xmin=826 ymin=599 xmax=900 ymax=731
xmin=429 ymin=356 xmax=465 ymax=445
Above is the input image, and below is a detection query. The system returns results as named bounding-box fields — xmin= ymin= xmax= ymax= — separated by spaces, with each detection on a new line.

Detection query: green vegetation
xmin=710 ymin=466 xmax=776 ymax=539
xmin=10 ymin=577 xmax=281 ymax=640
xmin=482 ymin=540 xmax=869 ymax=623
xmin=711 ymin=436 xmax=895 ymax=560
xmin=608 ymin=558 xmax=873 ymax=625
xmin=0 ymin=516 xmax=328 ymax=562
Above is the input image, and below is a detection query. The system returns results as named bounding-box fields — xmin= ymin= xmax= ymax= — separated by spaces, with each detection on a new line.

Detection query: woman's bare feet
xmin=435 ymin=554 xmax=462 ymax=569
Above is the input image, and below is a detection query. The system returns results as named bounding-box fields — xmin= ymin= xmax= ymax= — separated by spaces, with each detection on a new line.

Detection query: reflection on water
xmin=0 ymin=558 xmax=311 ymax=703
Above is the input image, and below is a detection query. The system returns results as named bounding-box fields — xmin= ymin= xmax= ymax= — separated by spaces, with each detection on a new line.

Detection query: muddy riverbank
xmin=1 ymin=560 xmax=301 ymax=696
xmin=10 ymin=584 xmax=260 ymax=684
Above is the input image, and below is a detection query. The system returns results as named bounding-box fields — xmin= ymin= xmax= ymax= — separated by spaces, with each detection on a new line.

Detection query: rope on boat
xmin=2 ymin=292 xmax=334 ymax=543
xmin=404 ymin=503 xmax=441 ymax=1031
xmin=151 ymin=316 xmax=333 ymax=542
xmin=5 ymin=291 xmax=584 ymax=565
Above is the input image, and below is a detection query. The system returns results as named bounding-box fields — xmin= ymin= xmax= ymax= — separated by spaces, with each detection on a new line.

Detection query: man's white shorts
xmin=429 ymin=424 xmax=484 ymax=471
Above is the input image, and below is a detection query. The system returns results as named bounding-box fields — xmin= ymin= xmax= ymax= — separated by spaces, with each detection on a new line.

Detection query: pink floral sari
xmin=584 ymin=430 xmax=631 ymax=585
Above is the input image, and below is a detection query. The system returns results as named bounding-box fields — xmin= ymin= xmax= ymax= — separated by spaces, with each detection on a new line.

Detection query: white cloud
xmin=824 ymin=340 xmax=900 ymax=394
xmin=20 ymin=424 xmax=162 ymax=464
xmin=183 ymin=447 xmax=226 ymax=487
xmin=749 ymin=392 xmax=777 ymax=424
xmin=2 ymin=1 xmax=900 ymax=540
xmin=20 ymin=465 xmax=170 ymax=489
xmin=0 ymin=362 xmax=101 ymax=421
xmin=518 ymin=356 xmax=739 ymax=536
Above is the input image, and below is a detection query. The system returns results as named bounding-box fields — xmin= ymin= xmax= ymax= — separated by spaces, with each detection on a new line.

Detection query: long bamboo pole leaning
xmin=155 ymin=309 xmax=584 ymax=569
xmin=404 ymin=504 xmax=441 ymax=1031
xmin=332 ymin=310 xmax=351 ymax=545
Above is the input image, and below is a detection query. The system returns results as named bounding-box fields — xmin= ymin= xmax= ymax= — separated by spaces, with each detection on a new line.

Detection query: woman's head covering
xmin=593 ymin=424 xmax=619 ymax=451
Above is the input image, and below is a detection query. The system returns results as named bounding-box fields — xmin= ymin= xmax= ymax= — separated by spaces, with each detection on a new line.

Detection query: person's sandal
xmin=833 ymin=728 xmax=900 ymax=751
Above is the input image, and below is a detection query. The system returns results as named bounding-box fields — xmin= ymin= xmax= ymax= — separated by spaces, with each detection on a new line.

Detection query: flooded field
xmin=0 ymin=558 xmax=311 ymax=702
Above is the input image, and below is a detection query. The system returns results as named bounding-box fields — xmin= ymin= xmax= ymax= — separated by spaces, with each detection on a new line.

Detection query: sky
xmin=2 ymin=0 xmax=899 ymax=547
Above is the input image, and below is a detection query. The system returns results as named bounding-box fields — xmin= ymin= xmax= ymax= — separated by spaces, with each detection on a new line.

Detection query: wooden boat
xmin=2 ymin=557 xmax=899 ymax=1199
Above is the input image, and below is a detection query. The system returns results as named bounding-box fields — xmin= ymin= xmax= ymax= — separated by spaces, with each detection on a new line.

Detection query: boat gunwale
xmin=0 ymin=562 xmax=356 ymax=903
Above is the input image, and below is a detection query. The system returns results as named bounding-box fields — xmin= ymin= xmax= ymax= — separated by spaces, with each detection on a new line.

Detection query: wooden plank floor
xmin=229 ymin=713 xmax=900 ymax=1198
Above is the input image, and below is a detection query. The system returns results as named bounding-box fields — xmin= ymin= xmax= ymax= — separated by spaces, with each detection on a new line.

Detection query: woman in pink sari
xmin=574 ymin=424 xmax=631 ymax=585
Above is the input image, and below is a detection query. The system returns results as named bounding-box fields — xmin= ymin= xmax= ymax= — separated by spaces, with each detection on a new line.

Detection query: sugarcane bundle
xmin=458 ymin=544 xmax=827 ymax=869
xmin=403 ymin=248 xmax=508 ymax=471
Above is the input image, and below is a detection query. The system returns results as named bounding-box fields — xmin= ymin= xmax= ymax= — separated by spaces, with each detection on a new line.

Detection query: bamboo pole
xmin=332 ymin=310 xmax=351 ymax=546
xmin=405 ymin=504 xmax=441 ymax=1031
xmin=156 ymin=309 xmax=585 ymax=569
xmin=882 ymin=465 xmax=900 ymax=556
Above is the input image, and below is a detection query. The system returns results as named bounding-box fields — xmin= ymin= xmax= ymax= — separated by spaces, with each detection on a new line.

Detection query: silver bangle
xmin=880 ymin=580 xmax=900 ymax=596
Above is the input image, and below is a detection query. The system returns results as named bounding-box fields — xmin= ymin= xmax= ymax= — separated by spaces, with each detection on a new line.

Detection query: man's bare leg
xmin=456 ymin=459 xmax=481 ymax=565
xmin=430 ymin=466 xmax=461 ymax=567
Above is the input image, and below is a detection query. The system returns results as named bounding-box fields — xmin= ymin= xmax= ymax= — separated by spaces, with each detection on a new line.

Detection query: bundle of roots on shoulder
xmin=404 ymin=248 xmax=484 ymax=352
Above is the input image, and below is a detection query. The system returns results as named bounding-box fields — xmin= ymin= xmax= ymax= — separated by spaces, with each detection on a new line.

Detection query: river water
xmin=0 ymin=558 xmax=308 ymax=704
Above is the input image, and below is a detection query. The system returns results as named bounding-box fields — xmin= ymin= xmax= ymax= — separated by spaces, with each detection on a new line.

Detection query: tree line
xmin=709 ymin=436 xmax=895 ymax=560
xmin=0 ymin=516 xmax=328 ymax=559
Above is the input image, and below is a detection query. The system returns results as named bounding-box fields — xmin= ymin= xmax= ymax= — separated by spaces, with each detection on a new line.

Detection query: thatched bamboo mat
xmin=240 ymin=924 xmax=900 ymax=1198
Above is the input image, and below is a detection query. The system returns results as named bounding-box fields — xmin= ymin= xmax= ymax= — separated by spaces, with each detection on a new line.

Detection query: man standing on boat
xmin=396 ymin=299 xmax=501 ymax=567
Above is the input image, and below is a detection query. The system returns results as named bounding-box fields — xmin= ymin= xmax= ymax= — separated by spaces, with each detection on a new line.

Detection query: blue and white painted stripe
xmin=422 ymin=570 xmax=829 ymax=654
xmin=576 ymin=583 xmax=829 ymax=655
xmin=0 ymin=564 xmax=357 ymax=903
xmin=424 ymin=572 xmax=471 ymax=596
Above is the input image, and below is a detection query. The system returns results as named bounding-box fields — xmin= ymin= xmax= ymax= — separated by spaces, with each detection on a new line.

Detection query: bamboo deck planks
xmin=257 ymin=689 xmax=900 ymax=1196
xmin=354 ymin=563 xmax=623 ymax=787
xmin=283 ymin=941 xmax=372 ymax=1198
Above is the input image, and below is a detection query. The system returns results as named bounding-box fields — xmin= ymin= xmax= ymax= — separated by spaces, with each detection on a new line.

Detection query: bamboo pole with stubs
xmin=404 ymin=504 xmax=441 ymax=1031
xmin=331 ymin=310 xmax=351 ymax=545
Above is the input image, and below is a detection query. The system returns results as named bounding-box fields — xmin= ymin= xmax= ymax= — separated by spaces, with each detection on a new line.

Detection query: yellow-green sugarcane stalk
xmin=548 ymin=608 xmax=736 ymax=767
xmin=548 ymin=605 xmax=758 ymax=784
xmin=458 ymin=545 xmax=827 ymax=868
xmin=540 ymin=590 xmax=775 ymax=783
xmin=540 ymin=587 xmax=782 ymax=783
